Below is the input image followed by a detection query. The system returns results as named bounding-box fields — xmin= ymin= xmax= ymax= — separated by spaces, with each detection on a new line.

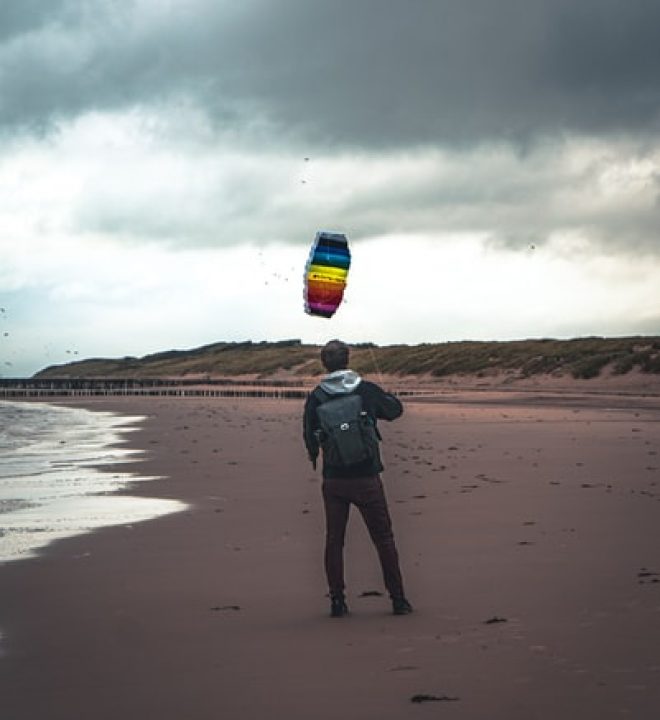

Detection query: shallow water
xmin=0 ymin=401 xmax=186 ymax=564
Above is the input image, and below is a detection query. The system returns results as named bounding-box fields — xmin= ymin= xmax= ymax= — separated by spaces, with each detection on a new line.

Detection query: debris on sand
xmin=410 ymin=694 xmax=460 ymax=703
xmin=211 ymin=605 xmax=241 ymax=611
xmin=484 ymin=616 xmax=508 ymax=624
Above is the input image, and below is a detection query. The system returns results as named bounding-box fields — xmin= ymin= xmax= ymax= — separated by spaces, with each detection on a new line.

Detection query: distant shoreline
xmin=2 ymin=366 xmax=660 ymax=403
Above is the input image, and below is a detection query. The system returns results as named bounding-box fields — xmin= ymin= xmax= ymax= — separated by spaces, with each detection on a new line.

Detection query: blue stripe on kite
xmin=312 ymin=250 xmax=351 ymax=264
xmin=316 ymin=238 xmax=348 ymax=247
xmin=311 ymin=257 xmax=351 ymax=270
xmin=316 ymin=240 xmax=348 ymax=252
xmin=314 ymin=239 xmax=349 ymax=251
xmin=311 ymin=250 xmax=351 ymax=267
xmin=309 ymin=240 xmax=347 ymax=250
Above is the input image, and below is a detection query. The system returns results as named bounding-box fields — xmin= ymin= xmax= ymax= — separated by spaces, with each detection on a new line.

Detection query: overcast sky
xmin=1 ymin=0 xmax=660 ymax=376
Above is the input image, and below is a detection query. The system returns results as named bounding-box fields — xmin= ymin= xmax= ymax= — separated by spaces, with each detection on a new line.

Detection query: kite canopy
xmin=303 ymin=231 xmax=350 ymax=318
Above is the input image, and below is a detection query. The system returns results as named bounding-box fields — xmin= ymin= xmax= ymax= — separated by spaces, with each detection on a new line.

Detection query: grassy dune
xmin=34 ymin=337 xmax=660 ymax=381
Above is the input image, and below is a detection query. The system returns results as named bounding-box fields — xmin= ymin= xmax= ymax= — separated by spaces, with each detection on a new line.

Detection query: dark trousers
xmin=322 ymin=475 xmax=405 ymax=600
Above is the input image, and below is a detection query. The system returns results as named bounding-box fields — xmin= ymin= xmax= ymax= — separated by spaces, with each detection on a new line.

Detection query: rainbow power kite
xmin=303 ymin=232 xmax=351 ymax=318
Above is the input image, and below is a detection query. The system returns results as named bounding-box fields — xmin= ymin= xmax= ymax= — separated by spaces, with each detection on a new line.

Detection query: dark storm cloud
xmin=1 ymin=0 xmax=660 ymax=146
xmin=0 ymin=0 xmax=71 ymax=41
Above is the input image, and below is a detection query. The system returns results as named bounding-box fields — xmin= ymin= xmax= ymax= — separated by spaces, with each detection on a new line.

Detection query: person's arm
xmin=371 ymin=383 xmax=403 ymax=421
xmin=303 ymin=393 xmax=320 ymax=468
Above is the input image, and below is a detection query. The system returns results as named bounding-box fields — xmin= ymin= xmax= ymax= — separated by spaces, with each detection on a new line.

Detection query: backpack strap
xmin=312 ymin=386 xmax=331 ymax=404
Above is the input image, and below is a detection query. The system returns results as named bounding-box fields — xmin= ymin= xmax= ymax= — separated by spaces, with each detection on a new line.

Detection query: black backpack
xmin=313 ymin=388 xmax=381 ymax=468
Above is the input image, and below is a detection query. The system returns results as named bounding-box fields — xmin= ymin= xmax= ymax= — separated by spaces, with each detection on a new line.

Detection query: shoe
xmin=330 ymin=595 xmax=349 ymax=618
xmin=392 ymin=597 xmax=414 ymax=615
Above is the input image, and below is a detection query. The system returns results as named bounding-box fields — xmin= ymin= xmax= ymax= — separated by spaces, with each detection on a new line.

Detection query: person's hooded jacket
xmin=303 ymin=369 xmax=403 ymax=479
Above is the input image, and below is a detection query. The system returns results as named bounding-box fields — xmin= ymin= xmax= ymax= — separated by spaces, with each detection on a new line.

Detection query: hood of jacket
xmin=319 ymin=369 xmax=362 ymax=395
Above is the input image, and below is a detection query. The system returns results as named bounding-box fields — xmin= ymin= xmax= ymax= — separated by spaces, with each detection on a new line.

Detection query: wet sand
xmin=1 ymin=391 xmax=660 ymax=719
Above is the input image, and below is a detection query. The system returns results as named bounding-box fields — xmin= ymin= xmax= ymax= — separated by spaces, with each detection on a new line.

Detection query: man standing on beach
xmin=303 ymin=340 xmax=413 ymax=617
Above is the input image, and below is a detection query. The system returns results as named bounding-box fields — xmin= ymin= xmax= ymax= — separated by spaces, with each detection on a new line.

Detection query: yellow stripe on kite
xmin=307 ymin=264 xmax=348 ymax=282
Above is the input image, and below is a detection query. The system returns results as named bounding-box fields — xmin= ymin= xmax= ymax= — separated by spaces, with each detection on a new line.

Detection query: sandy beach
xmin=1 ymin=390 xmax=660 ymax=719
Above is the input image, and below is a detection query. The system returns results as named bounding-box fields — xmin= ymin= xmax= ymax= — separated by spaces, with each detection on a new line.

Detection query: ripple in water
xmin=0 ymin=401 xmax=186 ymax=564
